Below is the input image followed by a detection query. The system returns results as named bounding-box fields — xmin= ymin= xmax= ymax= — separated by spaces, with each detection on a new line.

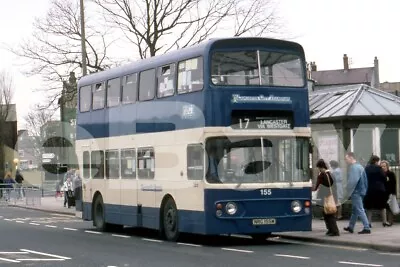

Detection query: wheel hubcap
xmin=165 ymin=207 xmax=176 ymax=232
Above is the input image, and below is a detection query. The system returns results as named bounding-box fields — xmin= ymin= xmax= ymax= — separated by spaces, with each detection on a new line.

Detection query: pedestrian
xmin=63 ymin=177 xmax=74 ymax=208
xmin=343 ymin=152 xmax=371 ymax=234
xmin=15 ymin=169 xmax=24 ymax=199
xmin=380 ymin=160 xmax=398 ymax=225
xmin=363 ymin=155 xmax=390 ymax=227
xmin=329 ymin=160 xmax=343 ymax=220
xmin=313 ymin=159 xmax=340 ymax=236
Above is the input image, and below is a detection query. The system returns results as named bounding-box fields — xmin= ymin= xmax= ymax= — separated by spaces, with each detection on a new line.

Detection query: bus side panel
xmin=204 ymin=187 xmax=312 ymax=235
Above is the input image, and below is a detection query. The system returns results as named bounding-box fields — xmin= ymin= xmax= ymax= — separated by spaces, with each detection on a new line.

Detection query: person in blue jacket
xmin=343 ymin=152 xmax=371 ymax=234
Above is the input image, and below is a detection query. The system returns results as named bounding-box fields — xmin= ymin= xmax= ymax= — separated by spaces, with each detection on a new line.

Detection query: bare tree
xmin=23 ymin=104 xmax=57 ymax=164
xmin=93 ymin=0 xmax=282 ymax=58
xmin=6 ymin=0 xmax=115 ymax=109
xmin=0 ymin=71 xmax=15 ymax=174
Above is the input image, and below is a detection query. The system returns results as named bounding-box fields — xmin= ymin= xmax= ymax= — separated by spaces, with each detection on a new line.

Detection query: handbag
xmin=388 ymin=194 xmax=399 ymax=215
xmin=324 ymin=172 xmax=337 ymax=214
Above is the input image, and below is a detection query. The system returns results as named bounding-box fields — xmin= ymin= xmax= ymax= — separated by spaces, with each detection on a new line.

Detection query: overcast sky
xmin=0 ymin=0 xmax=398 ymax=129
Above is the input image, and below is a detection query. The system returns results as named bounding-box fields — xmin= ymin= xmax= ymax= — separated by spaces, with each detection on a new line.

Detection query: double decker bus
xmin=76 ymin=37 xmax=312 ymax=241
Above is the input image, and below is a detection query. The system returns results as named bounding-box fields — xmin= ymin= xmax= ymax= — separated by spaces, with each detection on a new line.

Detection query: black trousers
xmin=323 ymin=211 xmax=339 ymax=234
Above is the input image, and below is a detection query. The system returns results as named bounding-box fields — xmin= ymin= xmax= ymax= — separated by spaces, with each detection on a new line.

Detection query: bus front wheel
xmin=162 ymin=198 xmax=180 ymax=242
xmin=93 ymin=195 xmax=107 ymax=231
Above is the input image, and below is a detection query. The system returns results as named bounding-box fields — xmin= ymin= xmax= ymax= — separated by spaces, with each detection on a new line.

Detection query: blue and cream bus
xmin=76 ymin=37 xmax=312 ymax=241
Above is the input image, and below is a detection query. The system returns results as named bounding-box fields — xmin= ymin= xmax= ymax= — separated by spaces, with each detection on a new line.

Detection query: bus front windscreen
xmin=210 ymin=50 xmax=305 ymax=87
xmin=205 ymin=136 xmax=310 ymax=184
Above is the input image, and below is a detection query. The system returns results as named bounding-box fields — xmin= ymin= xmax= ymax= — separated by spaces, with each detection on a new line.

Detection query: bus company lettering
xmin=140 ymin=184 xmax=163 ymax=192
xmin=231 ymin=94 xmax=292 ymax=104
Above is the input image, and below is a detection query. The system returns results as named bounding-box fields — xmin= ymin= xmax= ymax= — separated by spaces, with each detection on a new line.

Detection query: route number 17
xmin=239 ymin=118 xmax=250 ymax=129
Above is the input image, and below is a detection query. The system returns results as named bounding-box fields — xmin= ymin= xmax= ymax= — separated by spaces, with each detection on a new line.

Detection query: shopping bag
xmin=324 ymin=194 xmax=337 ymax=214
xmin=388 ymin=194 xmax=399 ymax=215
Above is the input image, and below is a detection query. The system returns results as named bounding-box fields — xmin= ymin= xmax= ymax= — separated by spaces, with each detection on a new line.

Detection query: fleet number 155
xmin=260 ymin=189 xmax=272 ymax=195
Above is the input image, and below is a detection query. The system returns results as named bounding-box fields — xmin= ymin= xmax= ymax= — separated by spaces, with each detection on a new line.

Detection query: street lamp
xmin=80 ymin=0 xmax=87 ymax=76
xmin=13 ymin=158 xmax=19 ymax=170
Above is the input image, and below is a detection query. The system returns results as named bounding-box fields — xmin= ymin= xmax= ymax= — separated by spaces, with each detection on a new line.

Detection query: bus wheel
xmin=251 ymin=233 xmax=271 ymax=242
xmin=93 ymin=195 xmax=107 ymax=231
xmin=162 ymin=198 xmax=180 ymax=241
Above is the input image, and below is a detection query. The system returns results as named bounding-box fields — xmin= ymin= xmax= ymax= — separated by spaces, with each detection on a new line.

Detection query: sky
xmin=0 ymin=0 xmax=398 ymax=129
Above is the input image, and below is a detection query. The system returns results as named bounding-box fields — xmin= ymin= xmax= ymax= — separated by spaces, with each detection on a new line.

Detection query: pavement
xmin=1 ymin=207 xmax=400 ymax=267
xmin=7 ymin=196 xmax=400 ymax=254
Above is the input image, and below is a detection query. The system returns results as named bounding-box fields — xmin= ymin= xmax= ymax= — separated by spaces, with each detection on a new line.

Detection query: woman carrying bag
xmin=313 ymin=159 xmax=340 ymax=236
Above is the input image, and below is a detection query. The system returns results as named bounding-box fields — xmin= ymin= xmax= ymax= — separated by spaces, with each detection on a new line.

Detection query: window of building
xmin=122 ymin=74 xmax=137 ymax=104
xmin=187 ymin=144 xmax=204 ymax=180
xmin=79 ymin=85 xmax=92 ymax=112
xmin=137 ymin=148 xmax=155 ymax=179
xmin=380 ymin=128 xmax=399 ymax=165
xmin=107 ymin=78 xmax=121 ymax=107
xmin=105 ymin=150 xmax=119 ymax=179
xmin=157 ymin=64 xmax=175 ymax=98
xmin=18 ymin=150 xmax=24 ymax=158
xmin=92 ymin=82 xmax=106 ymax=110
xmin=177 ymin=57 xmax=203 ymax=94
xmin=121 ymin=149 xmax=136 ymax=179
xmin=83 ymin=151 xmax=90 ymax=179
xmin=139 ymin=69 xmax=156 ymax=101
xmin=91 ymin=150 xmax=104 ymax=179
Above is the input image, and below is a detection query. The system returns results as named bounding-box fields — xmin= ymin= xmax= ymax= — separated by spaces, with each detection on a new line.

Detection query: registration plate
xmin=252 ymin=218 xmax=276 ymax=225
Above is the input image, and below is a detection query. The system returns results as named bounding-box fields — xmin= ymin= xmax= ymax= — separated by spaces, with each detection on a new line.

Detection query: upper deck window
xmin=92 ymin=82 xmax=106 ymax=110
xmin=79 ymin=85 xmax=92 ymax=112
xmin=157 ymin=64 xmax=175 ymax=98
xmin=211 ymin=51 xmax=305 ymax=87
xmin=139 ymin=69 xmax=156 ymax=101
xmin=177 ymin=57 xmax=203 ymax=94
xmin=122 ymin=73 xmax=137 ymax=104
xmin=107 ymin=77 xmax=121 ymax=107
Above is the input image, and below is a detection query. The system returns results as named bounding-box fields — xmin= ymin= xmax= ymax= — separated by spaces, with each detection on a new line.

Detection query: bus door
xmin=105 ymin=149 xmax=121 ymax=225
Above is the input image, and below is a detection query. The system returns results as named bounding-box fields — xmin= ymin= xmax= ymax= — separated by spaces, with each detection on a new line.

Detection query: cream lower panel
xmin=90 ymin=179 xmax=108 ymax=202
xmin=105 ymin=179 xmax=121 ymax=205
xmin=155 ymin=180 xmax=205 ymax=212
xmin=137 ymin=179 xmax=156 ymax=208
xmin=121 ymin=179 xmax=138 ymax=207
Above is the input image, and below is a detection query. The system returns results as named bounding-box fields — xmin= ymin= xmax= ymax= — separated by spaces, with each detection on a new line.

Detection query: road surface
xmin=0 ymin=207 xmax=398 ymax=266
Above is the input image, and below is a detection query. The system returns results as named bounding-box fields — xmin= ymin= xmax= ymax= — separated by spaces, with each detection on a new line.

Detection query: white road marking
xmin=142 ymin=238 xmax=162 ymax=243
xmin=4 ymin=219 xmax=12 ymax=221
xmin=0 ymin=252 xmax=29 ymax=254
xmin=85 ymin=230 xmax=102 ymax=234
xmin=276 ymin=238 xmax=368 ymax=251
xmin=15 ymin=221 xmax=24 ymax=224
xmin=45 ymin=225 xmax=57 ymax=228
xmin=20 ymin=249 xmax=71 ymax=260
xmin=29 ymin=223 xmax=40 ymax=226
xmin=17 ymin=258 xmax=65 ymax=261
xmin=63 ymin=228 xmax=78 ymax=231
xmin=338 ymin=261 xmax=382 ymax=267
xmin=0 ymin=257 xmax=20 ymax=263
xmin=378 ymin=252 xmax=400 ymax=256
xmin=112 ymin=234 xmax=130 ymax=238
xmin=274 ymin=254 xmax=310 ymax=259
xmin=221 ymin=248 xmax=254 ymax=253
xmin=177 ymin=243 xmax=202 ymax=247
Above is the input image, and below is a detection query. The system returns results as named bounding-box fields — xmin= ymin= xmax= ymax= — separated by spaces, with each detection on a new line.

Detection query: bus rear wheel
xmin=93 ymin=195 xmax=107 ymax=231
xmin=251 ymin=233 xmax=272 ymax=242
xmin=162 ymin=198 xmax=180 ymax=242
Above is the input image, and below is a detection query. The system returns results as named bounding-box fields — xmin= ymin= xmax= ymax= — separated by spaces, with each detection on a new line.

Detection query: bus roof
xmin=77 ymin=37 xmax=304 ymax=88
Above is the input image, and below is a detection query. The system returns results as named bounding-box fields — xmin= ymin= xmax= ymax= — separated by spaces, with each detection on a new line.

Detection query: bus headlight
xmin=225 ymin=202 xmax=237 ymax=215
xmin=291 ymin=201 xmax=302 ymax=213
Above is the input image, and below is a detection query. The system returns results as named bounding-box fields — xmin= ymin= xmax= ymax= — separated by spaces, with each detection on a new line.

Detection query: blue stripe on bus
xmin=76 ymin=89 xmax=309 ymax=140
xmin=82 ymin=187 xmax=311 ymax=235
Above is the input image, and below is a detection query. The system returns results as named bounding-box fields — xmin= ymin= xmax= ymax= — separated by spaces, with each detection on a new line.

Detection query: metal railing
xmin=0 ymin=184 xmax=42 ymax=206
